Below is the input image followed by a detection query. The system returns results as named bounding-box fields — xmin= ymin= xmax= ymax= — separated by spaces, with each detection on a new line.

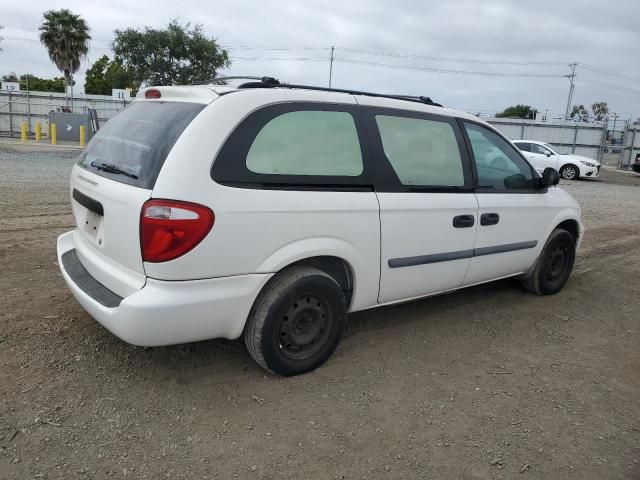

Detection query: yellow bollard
xmin=51 ymin=123 xmax=57 ymax=145
xmin=79 ymin=125 xmax=85 ymax=147
xmin=21 ymin=122 xmax=27 ymax=144
xmin=35 ymin=122 xmax=42 ymax=143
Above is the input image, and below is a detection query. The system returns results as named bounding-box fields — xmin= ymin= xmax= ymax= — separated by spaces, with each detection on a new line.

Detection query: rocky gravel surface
xmin=1 ymin=146 xmax=639 ymax=479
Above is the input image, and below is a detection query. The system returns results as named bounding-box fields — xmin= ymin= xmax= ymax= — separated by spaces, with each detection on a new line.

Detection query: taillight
xmin=635 ymin=154 xmax=640 ymax=164
xmin=145 ymin=89 xmax=161 ymax=99
xmin=140 ymin=200 xmax=214 ymax=263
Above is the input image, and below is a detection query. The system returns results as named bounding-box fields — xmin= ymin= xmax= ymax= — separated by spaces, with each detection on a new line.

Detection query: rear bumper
xmin=57 ymin=231 xmax=273 ymax=346
xmin=632 ymin=164 xmax=640 ymax=173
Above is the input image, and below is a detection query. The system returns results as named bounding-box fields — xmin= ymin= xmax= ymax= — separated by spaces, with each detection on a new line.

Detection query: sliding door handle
xmin=453 ymin=215 xmax=475 ymax=228
xmin=480 ymin=213 xmax=500 ymax=226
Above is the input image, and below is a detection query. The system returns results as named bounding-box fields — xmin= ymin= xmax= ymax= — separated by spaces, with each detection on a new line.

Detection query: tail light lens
xmin=635 ymin=154 xmax=640 ymax=164
xmin=145 ymin=88 xmax=162 ymax=99
xmin=140 ymin=200 xmax=214 ymax=263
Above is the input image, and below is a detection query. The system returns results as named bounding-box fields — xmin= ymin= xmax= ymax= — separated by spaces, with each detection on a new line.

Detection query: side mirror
xmin=504 ymin=173 xmax=528 ymax=189
xmin=541 ymin=167 xmax=560 ymax=187
xmin=546 ymin=152 xmax=552 ymax=157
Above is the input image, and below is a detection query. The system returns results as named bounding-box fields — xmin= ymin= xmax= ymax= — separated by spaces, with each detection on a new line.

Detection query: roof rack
xmin=199 ymin=76 xmax=443 ymax=107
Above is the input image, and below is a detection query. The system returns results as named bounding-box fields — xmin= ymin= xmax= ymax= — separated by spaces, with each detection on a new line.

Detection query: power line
xmin=578 ymin=78 xmax=640 ymax=96
xmin=333 ymin=57 xmax=566 ymax=78
xmin=230 ymin=56 xmax=327 ymax=62
xmin=579 ymin=63 xmax=640 ymax=83
xmin=337 ymin=47 xmax=567 ymax=66
xmin=223 ymin=46 xmax=331 ymax=51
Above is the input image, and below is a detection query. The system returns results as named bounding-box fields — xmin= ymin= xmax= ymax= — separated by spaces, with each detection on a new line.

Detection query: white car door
xmin=528 ymin=143 xmax=560 ymax=173
xmin=463 ymin=123 xmax=554 ymax=285
xmin=361 ymin=107 xmax=478 ymax=304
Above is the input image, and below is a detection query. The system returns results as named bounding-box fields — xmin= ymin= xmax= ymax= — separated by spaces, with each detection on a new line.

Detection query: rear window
xmin=78 ymin=101 xmax=204 ymax=189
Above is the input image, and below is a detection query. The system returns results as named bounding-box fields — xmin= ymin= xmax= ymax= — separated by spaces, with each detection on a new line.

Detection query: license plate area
xmin=83 ymin=210 xmax=102 ymax=240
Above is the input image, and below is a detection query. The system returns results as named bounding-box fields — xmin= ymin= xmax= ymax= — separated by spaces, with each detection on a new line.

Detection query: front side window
xmin=375 ymin=115 xmax=465 ymax=187
xmin=531 ymin=143 xmax=551 ymax=155
xmin=246 ymin=110 xmax=363 ymax=176
xmin=464 ymin=122 xmax=536 ymax=190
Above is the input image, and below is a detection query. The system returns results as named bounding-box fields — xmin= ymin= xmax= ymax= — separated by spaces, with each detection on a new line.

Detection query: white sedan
xmin=513 ymin=140 xmax=600 ymax=180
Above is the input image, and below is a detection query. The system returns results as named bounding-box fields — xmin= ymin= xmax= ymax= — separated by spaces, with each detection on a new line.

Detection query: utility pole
xmin=329 ymin=46 xmax=335 ymax=88
xmin=564 ymin=62 xmax=578 ymax=120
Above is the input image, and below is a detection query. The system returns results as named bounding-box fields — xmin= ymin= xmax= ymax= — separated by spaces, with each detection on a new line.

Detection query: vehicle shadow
xmin=88 ymin=276 xmax=525 ymax=382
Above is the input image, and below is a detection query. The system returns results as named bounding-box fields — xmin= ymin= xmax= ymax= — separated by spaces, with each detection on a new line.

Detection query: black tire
xmin=521 ymin=229 xmax=576 ymax=295
xmin=559 ymin=164 xmax=579 ymax=180
xmin=244 ymin=266 xmax=347 ymax=376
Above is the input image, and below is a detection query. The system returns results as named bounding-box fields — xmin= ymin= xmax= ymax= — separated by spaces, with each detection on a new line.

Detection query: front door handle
xmin=480 ymin=213 xmax=500 ymax=226
xmin=453 ymin=215 xmax=475 ymax=228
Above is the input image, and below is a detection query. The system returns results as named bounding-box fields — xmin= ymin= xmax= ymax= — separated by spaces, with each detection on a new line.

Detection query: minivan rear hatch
xmin=70 ymin=100 xmax=205 ymax=297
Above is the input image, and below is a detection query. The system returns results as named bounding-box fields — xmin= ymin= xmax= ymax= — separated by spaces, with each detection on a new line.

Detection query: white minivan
xmin=57 ymin=77 xmax=583 ymax=376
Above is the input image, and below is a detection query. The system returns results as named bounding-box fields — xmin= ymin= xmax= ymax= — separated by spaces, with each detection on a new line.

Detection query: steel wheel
xmin=521 ymin=228 xmax=576 ymax=296
xmin=244 ymin=266 xmax=347 ymax=376
xmin=277 ymin=295 xmax=333 ymax=360
xmin=544 ymin=244 xmax=570 ymax=283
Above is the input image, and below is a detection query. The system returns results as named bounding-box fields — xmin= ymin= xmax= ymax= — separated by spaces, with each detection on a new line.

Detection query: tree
xmin=591 ymin=101 xmax=609 ymax=122
xmin=570 ymin=104 xmax=589 ymax=122
xmin=84 ymin=55 xmax=133 ymax=95
xmin=2 ymin=72 xmax=18 ymax=82
xmin=112 ymin=20 xmax=230 ymax=88
xmin=2 ymin=73 xmax=66 ymax=92
xmin=23 ymin=74 xmax=66 ymax=92
xmin=495 ymin=104 xmax=538 ymax=119
xmin=39 ymin=9 xmax=91 ymax=92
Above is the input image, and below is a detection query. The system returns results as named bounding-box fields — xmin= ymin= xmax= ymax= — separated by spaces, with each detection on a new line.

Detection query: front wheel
xmin=521 ymin=229 xmax=576 ymax=295
xmin=244 ymin=266 xmax=347 ymax=376
xmin=560 ymin=164 xmax=579 ymax=180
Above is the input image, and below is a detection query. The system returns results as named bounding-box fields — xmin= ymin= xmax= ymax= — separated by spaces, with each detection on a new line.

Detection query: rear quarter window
xmin=246 ymin=110 xmax=363 ymax=176
xmin=212 ymin=102 xmax=372 ymax=189
xmin=78 ymin=101 xmax=204 ymax=189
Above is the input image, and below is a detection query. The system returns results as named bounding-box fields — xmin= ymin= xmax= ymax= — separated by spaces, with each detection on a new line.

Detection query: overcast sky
xmin=2 ymin=0 xmax=639 ymax=119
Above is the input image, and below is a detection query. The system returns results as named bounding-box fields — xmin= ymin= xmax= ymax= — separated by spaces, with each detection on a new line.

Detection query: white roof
xmin=136 ymin=83 xmax=486 ymax=125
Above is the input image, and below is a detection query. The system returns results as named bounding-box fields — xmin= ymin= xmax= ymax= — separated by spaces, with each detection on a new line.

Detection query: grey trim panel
xmin=388 ymin=249 xmax=474 ymax=268
xmin=474 ymin=240 xmax=538 ymax=257
xmin=61 ymin=249 xmax=123 ymax=308
xmin=388 ymin=240 xmax=538 ymax=268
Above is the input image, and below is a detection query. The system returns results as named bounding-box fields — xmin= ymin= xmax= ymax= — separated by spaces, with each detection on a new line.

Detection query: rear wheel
xmin=521 ymin=229 xmax=576 ymax=295
xmin=560 ymin=164 xmax=579 ymax=180
xmin=244 ymin=266 xmax=347 ymax=376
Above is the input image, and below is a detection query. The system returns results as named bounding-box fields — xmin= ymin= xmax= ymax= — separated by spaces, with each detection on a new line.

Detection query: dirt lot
xmin=1 ymin=145 xmax=639 ymax=479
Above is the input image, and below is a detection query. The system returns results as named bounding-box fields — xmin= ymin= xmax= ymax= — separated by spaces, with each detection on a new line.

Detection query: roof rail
xmin=198 ymin=76 xmax=443 ymax=107
xmin=196 ymin=76 xmax=280 ymax=88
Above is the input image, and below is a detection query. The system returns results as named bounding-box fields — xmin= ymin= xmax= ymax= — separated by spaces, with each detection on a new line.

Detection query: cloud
xmin=1 ymin=0 xmax=639 ymax=118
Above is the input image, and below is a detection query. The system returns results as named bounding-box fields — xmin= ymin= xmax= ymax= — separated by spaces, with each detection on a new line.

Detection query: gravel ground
xmin=1 ymin=146 xmax=639 ymax=480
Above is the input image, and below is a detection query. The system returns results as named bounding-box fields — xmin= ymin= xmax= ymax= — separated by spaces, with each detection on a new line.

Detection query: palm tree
xmin=39 ymin=9 xmax=91 ymax=109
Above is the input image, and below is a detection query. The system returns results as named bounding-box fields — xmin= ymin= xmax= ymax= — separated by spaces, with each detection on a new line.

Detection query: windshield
xmin=543 ymin=143 xmax=559 ymax=154
xmin=78 ymin=101 xmax=205 ymax=189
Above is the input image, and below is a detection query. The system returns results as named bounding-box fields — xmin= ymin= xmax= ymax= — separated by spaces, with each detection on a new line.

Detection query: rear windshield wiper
xmin=90 ymin=161 xmax=139 ymax=179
